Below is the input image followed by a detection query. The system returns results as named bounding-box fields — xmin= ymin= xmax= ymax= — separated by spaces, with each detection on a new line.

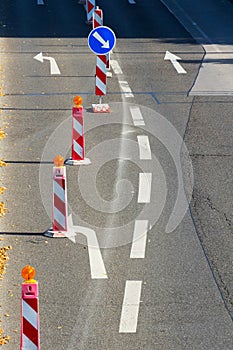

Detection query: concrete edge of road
xmin=182 ymin=98 xmax=233 ymax=321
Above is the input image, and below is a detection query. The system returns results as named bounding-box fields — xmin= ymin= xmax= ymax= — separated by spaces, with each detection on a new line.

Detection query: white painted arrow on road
xmin=33 ymin=52 xmax=61 ymax=75
xmin=67 ymin=215 xmax=108 ymax=279
xmin=93 ymin=31 xmax=110 ymax=48
xmin=164 ymin=51 xmax=187 ymax=74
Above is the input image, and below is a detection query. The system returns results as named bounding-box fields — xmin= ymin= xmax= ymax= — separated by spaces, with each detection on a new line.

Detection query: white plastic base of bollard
xmin=64 ymin=157 xmax=91 ymax=166
xmin=44 ymin=228 xmax=67 ymax=238
xmin=92 ymin=103 xmax=110 ymax=113
xmin=44 ymin=228 xmax=76 ymax=240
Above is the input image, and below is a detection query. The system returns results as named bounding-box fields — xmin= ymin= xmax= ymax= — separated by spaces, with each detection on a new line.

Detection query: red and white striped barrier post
xmin=96 ymin=55 xmax=107 ymax=98
xmin=93 ymin=6 xmax=103 ymax=29
xmin=106 ymin=52 xmax=112 ymax=78
xmin=45 ymin=155 xmax=69 ymax=238
xmin=92 ymin=55 xmax=110 ymax=113
xmin=65 ymin=96 xmax=91 ymax=165
xmin=86 ymin=0 xmax=95 ymax=24
xmin=93 ymin=7 xmax=112 ymax=79
xmin=21 ymin=266 xmax=40 ymax=350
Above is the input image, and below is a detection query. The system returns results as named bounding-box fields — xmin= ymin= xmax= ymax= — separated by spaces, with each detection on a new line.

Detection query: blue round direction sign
xmin=88 ymin=26 xmax=116 ymax=55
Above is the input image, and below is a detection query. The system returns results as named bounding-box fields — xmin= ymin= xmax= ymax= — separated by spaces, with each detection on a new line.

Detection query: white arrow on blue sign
xmin=88 ymin=26 xmax=116 ymax=55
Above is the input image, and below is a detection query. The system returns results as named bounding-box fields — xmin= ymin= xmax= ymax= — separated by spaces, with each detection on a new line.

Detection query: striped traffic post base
xmin=21 ymin=266 xmax=40 ymax=350
xmin=65 ymin=96 xmax=91 ymax=165
xmin=45 ymin=155 xmax=70 ymax=238
xmin=86 ymin=0 xmax=95 ymax=24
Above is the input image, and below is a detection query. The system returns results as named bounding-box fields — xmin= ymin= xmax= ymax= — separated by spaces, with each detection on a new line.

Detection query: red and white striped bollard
xmin=92 ymin=55 xmax=110 ymax=112
xmin=65 ymin=96 xmax=91 ymax=165
xmin=93 ymin=6 xmax=103 ymax=28
xmin=45 ymin=155 xmax=69 ymax=238
xmin=21 ymin=266 xmax=40 ymax=350
xmin=86 ymin=0 xmax=95 ymax=24
xmin=106 ymin=52 xmax=112 ymax=78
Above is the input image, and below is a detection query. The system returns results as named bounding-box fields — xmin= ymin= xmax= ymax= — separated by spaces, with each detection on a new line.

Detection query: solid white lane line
xmin=137 ymin=135 xmax=152 ymax=160
xmin=73 ymin=224 xmax=108 ymax=279
xmin=138 ymin=173 xmax=152 ymax=203
xmin=110 ymin=60 xmax=123 ymax=75
xmin=130 ymin=106 xmax=145 ymax=126
xmin=81 ymin=228 xmax=108 ymax=279
xmin=130 ymin=220 xmax=148 ymax=259
xmin=119 ymin=81 xmax=134 ymax=97
xmin=119 ymin=281 xmax=142 ymax=333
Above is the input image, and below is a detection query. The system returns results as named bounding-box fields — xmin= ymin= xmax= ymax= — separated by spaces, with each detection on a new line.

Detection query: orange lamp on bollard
xmin=21 ymin=265 xmax=36 ymax=283
xmin=73 ymin=95 xmax=83 ymax=107
xmin=53 ymin=155 xmax=64 ymax=167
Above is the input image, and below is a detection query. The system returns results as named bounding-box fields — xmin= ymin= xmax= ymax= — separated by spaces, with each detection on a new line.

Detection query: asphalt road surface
xmin=0 ymin=0 xmax=232 ymax=349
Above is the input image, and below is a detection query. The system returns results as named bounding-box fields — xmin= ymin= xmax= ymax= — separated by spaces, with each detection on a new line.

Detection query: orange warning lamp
xmin=54 ymin=155 xmax=64 ymax=167
xmin=22 ymin=265 xmax=36 ymax=283
xmin=73 ymin=95 xmax=83 ymax=107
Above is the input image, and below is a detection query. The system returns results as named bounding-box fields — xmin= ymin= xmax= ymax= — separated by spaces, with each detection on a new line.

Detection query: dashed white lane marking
xmin=110 ymin=60 xmax=123 ymax=75
xmin=119 ymin=81 xmax=134 ymax=97
xmin=128 ymin=0 xmax=136 ymax=4
xmin=37 ymin=0 xmax=44 ymax=4
xmin=119 ymin=280 xmax=142 ymax=333
xmin=138 ymin=173 xmax=152 ymax=203
xmin=130 ymin=220 xmax=148 ymax=259
xmin=137 ymin=135 xmax=152 ymax=160
xmin=130 ymin=106 xmax=145 ymax=126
